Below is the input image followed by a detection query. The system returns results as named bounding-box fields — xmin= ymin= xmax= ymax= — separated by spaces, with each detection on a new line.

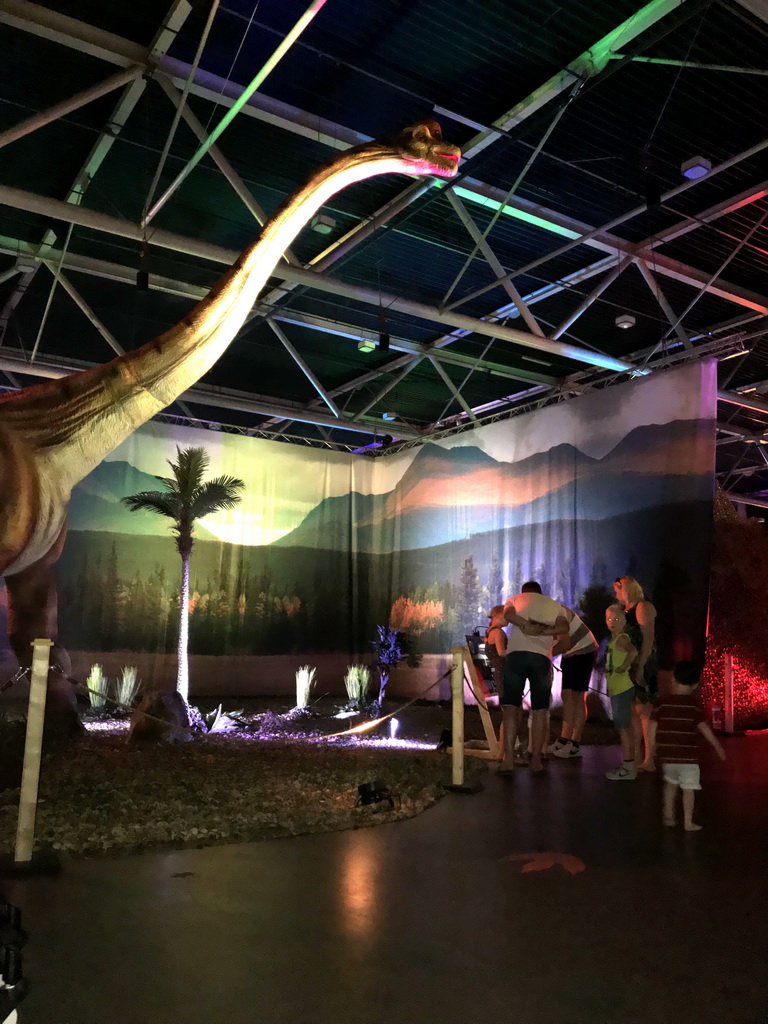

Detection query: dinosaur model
xmin=0 ymin=120 xmax=460 ymax=729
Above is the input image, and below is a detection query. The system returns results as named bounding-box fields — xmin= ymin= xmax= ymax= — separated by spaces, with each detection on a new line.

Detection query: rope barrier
xmin=305 ymin=669 xmax=452 ymax=742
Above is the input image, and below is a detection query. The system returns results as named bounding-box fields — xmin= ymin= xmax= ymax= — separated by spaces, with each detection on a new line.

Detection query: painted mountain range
xmin=274 ymin=418 xmax=713 ymax=553
xmin=70 ymin=461 xmax=217 ymax=539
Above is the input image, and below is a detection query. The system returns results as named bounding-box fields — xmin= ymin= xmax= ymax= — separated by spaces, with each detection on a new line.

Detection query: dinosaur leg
xmin=5 ymin=529 xmax=82 ymax=738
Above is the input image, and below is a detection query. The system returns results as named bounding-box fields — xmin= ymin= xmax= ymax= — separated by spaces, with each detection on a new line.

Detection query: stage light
xmin=358 ymin=338 xmax=376 ymax=353
xmin=310 ymin=213 xmax=336 ymax=234
xmin=382 ymin=411 xmax=396 ymax=420
xmin=389 ymin=717 xmax=399 ymax=739
xmin=615 ymin=314 xmax=636 ymax=329
xmin=681 ymin=156 xmax=711 ymax=180
xmin=378 ymin=331 xmax=390 ymax=352
xmin=381 ymin=434 xmax=393 ymax=449
xmin=356 ymin=780 xmax=394 ymax=807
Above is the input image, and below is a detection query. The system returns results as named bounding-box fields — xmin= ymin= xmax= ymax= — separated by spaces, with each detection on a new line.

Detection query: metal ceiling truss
xmin=1 ymin=0 xmax=768 ymax=455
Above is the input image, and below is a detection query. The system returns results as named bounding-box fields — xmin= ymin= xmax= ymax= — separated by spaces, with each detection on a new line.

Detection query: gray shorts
xmin=610 ymin=688 xmax=634 ymax=730
xmin=503 ymin=651 xmax=552 ymax=711
xmin=662 ymin=763 xmax=701 ymax=790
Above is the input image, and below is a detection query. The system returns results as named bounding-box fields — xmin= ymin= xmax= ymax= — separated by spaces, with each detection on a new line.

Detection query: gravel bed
xmin=0 ymin=697 xmax=618 ymax=859
xmin=0 ymin=723 xmax=483 ymax=858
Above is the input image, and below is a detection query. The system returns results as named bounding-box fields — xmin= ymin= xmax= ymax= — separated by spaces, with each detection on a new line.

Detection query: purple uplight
xmin=81 ymin=719 xmax=436 ymax=750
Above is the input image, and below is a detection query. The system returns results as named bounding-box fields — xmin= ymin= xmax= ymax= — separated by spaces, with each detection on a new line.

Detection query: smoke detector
xmin=615 ymin=314 xmax=636 ymax=330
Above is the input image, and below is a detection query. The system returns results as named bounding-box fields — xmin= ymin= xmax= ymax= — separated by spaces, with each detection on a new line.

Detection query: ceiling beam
xmin=445 ymin=153 xmax=768 ymax=316
xmin=0 ymin=64 xmax=142 ymax=150
xmin=638 ymin=182 xmax=768 ymax=251
xmin=0 ymin=186 xmax=634 ymax=372
xmin=718 ymin=390 xmax=768 ymax=417
xmin=725 ymin=492 xmax=768 ymax=510
xmin=5 ymin=0 xmax=766 ymax=328
xmin=0 ymin=0 xmax=191 ymax=347
xmin=459 ymin=0 xmax=689 ymax=162
xmin=0 ymin=347 xmax=421 ymax=439
xmin=266 ymin=318 xmax=341 ymax=418
xmin=0 ymin=234 xmax=557 ymax=386
xmin=4 ymin=1 xmax=736 ymax=322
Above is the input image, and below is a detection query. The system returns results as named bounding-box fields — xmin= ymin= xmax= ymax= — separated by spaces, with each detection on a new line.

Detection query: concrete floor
xmin=4 ymin=737 xmax=768 ymax=1024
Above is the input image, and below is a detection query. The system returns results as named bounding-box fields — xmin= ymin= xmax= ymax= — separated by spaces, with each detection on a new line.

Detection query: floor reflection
xmin=339 ymin=830 xmax=379 ymax=941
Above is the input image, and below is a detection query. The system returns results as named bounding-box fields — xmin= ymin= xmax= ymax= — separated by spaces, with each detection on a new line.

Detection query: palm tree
xmin=122 ymin=446 xmax=244 ymax=703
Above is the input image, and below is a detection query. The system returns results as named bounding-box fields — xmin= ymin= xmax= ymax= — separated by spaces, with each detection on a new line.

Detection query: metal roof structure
xmin=2 ymin=0 xmax=768 ymax=507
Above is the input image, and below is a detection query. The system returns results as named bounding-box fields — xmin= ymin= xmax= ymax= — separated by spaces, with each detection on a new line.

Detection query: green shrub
xmin=344 ymin=664 xmax=370 ymax=704
xmin=86 ymin=664 xmax=108 ymax=710
xmin=115 ymin=666 xmax=141 ymax=708
xmin=295 ymin=665 xmax=316 ymax=708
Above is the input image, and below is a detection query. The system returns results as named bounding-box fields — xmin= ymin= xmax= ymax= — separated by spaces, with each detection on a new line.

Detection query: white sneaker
xmin=554 ymin=742 xmax=582 ymax=758
xmin=605 ymin=763 xmax=637 ymax=781
xmin=547 ymin=739 xmax=567 ymax=754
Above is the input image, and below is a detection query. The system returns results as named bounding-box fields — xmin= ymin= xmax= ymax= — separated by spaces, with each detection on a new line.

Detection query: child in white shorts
xmin=649 ymin=661 xmax=725 ymax=831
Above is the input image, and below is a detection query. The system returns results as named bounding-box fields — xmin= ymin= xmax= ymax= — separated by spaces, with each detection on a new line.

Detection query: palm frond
xmin=169 ymin=446 xmax=209 ymax=495
xmin=121 ymin=491 xmax=180 ymax=518
xmin=190 ymin=478 xmax=246 ymax=520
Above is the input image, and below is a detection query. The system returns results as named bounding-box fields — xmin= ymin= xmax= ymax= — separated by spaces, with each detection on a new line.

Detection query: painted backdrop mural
xmin=8 ymin=360 xmax=713 ymax=679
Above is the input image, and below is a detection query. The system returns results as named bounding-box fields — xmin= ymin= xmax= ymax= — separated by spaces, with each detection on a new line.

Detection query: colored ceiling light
xmin=451 ymin=186 xmax=581 ymax=240
xmin=681 ymin=156 xmax=712 ymax=180
xmin=311 ymin=213 xmax=336 ymax=234
xmin=358 ymin=338 xmax=375 ymax=353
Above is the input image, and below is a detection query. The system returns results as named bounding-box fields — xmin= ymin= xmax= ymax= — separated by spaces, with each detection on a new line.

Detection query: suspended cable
xmin=440 ymin=81 xmax=584 ymax=310
xmin=144 ymin=0 xmax=329 ymax=226
xmin=204 ymin=1 xmax=262 ymax=133
xmin=142 ymin=0 xmax=222 ymax=225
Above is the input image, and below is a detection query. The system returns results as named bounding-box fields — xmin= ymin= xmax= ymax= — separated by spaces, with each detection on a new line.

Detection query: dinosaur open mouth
xmin=433 ymin=150 xmax=460 ymax=176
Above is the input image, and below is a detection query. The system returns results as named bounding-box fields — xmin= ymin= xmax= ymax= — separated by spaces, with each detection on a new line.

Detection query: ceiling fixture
xmin=358 ymin=338 xmax=376 ymax=353
xmin=378 ymin=331 xmax=390 ymax=352
xmin=136 ymin=241 xmax=150 ymax=291
xmin=310 ymin=213 xmax=336 ymax=234
xmin=615 ymin=314 xmax=636 ymax=329
xmin=680 ymin=156 xmax=712 ymax=181
xmin=382 ymin=412 xmax=396 ymax=421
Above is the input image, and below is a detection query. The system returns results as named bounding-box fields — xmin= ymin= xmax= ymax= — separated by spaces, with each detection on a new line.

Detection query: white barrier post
xmin=450 ymin=646 xmax=464 ymax=787
xmin=14 ymin=638 xmax=53 ymax=864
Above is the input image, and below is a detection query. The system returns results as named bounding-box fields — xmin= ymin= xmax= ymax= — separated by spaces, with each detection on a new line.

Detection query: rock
xmin=128 ymin=691 xmax=192 ymax=745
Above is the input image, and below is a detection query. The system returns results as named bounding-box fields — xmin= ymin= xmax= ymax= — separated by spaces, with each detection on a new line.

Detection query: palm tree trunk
xmin=178 ymin=553 xmax=190 ymax=703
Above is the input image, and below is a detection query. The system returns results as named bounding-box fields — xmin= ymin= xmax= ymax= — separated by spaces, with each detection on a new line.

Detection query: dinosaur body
xmin=0 ymin=122 xmax=459 ymax=724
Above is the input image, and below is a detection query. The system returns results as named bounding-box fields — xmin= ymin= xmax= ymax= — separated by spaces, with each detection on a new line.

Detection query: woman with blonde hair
xmin=614 ymin=575 xmax=658 ymax=771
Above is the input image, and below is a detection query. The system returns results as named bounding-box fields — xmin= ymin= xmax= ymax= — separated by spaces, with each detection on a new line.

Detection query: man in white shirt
xmin=501 ymin=581 xmax=568 ymax=773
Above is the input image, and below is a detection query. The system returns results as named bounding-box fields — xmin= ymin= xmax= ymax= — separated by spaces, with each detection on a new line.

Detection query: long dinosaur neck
xmin=2 ymin=150 xmax=410 ymax=490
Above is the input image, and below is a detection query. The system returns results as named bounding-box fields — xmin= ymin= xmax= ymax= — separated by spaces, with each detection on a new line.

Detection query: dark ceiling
xmin=1 ymin=0 xmax=768 ymax=505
